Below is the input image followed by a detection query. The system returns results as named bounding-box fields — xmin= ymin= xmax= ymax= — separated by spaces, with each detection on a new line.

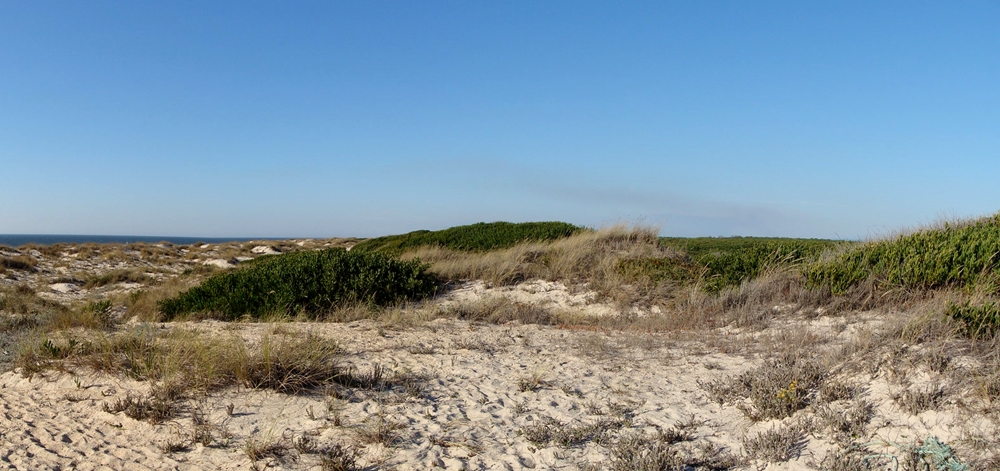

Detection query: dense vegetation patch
xmin=642 ymin=237 xmax=845 ymax=292
xmin=945 ymin=300 xmax=1000 ymax=340
xmin=351 ymin=221 xmax=582 ymax=254
xmin=158 ymin=248 xmax=437 ymax=320
xmin=806 ymin=214 xmax=1000 ymax=294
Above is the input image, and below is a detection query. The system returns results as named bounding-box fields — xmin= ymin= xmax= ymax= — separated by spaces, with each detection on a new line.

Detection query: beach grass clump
xmin=85 ymin=269 xmax=152 ymax=288
xmin=158 ymin=248 xmax=437 ymax=320
xmin=47 ymin=299 xmax=117 ymax=331
xmin=0 ymin=255 xmax=37 ymax=271
xmin=352 ymin=221 xmax=582 ymax=254
xmin=807 ymin=213 xmax=1000 ymax=294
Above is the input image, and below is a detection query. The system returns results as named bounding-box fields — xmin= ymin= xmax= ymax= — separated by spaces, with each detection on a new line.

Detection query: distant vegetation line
xmin=351 ymin=221 xmax=583 ymax=254
xmin=0 ymin=235 xmax=287 ymax=247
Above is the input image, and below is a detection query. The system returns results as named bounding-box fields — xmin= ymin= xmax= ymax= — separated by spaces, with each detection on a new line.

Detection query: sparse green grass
xmin=159 ymin=248 xmax=437 ymax=320
xmin=352 ymin=221 xmax=583 ymax=254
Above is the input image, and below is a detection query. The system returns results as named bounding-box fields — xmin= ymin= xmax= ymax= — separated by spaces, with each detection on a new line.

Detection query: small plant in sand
xmin=319 ymin=443 xmax=361 ymax=471
xmin=892 ymin=385 xmax=948 ymax=415
xmin=816 ymin=399 xmax=875 ymax=444
xmin=517 ymin=368 xmax=550 ymax=392
xmin=742 ymin=421 xmax=809 ymax=463
xmin=102 ymin=392 xmax=177 ymax=424
xmin=243 ymin=434 xmax=288 ymax=463
xmin=598 ymin=429 xmax=742 ymax=471
xmin=699 ymin=353 xmax=825 ymax=421
xmin=520 ymin=415 xmax=629 ymax=447
xmin=356 ymin=409 xmax=406 ymax=446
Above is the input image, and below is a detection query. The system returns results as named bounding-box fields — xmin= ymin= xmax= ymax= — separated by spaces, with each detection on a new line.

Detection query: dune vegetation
xmin=350 ymin=221 xmax=583 ymax=254
xmin=2 ymin=215 xmax=1000 ymax=469
xmin=158 ymin=248 xmax=437 ymax=321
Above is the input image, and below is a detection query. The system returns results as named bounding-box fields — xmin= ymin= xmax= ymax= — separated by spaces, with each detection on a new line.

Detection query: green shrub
xmin=158 ymin=248 xmax=437 ymax=320
xmin=660 ymin=237 xmax=842 ymax=260
xmin=699 ymin=241 xmax=840 ymax=292
xmin=352 ymin=221 xmax=582 ymax=254
xmin=616 ymin=256 xmax=702 ymax=285
xmin=945 ymin=301 xmax=1000 ymax=340
xmin=807 ymin=214 xmax=1000 ymax=294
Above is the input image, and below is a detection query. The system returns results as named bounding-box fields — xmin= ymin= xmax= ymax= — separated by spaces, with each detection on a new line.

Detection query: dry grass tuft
xmin=742 ymin=421 xmax=809 ymax=463
xmin=599 ymin=429 xmax=742 ymax=471
xmin=444 ymin=296 xmax=559 ymax=325
xmin=0 ymin=255 xmax=37 ymax=271
xmin=85 ymin=269 xmax=151 ymax=289
xmin=319 ymin=443 xmax=361 ymax=471
xmin=356 ymin=411 xmax=406 ymax=446
xmin=816 ymin=399 xmax=875 ymax=443
xmin=520 ymin=415 xmax=629 ymax=447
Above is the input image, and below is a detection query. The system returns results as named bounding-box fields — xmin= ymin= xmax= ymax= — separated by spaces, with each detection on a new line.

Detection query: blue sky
xmin=2 ymin=1 xmax=998 ymax=239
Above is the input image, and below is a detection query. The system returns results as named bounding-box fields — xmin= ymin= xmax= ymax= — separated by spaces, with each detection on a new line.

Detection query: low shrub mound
xmin=351 ymin=221 xmax=582 ymax=254
xmin=158 ymin=248 xmax=437 ymax=320
xmin=807 ymin=213 xmax=1000 ymax=294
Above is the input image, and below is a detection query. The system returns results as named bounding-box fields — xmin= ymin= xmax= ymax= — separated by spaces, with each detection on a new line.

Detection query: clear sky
xmin=2 ymin=2 xmax=998 ymax=239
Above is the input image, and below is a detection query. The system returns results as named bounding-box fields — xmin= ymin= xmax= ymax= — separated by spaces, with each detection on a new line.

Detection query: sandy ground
xmin=2 ymin=312 xmax=993 ymax=470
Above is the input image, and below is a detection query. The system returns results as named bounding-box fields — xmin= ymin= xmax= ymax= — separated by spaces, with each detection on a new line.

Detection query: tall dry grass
xmin=404 ymin=224 xmax=685 ymax=307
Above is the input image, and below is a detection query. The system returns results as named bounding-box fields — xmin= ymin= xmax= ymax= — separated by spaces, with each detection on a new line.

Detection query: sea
xmin=0 ymin=234 xmax=285 ymax=247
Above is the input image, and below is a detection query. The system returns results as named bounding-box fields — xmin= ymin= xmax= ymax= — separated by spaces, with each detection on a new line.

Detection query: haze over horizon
xmin=2 ymin=2 xmax=998 ymax=240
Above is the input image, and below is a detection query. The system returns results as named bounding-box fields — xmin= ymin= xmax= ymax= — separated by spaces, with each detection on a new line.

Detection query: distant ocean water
xmin=0 ymin=234 xmax=283 ymax=247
